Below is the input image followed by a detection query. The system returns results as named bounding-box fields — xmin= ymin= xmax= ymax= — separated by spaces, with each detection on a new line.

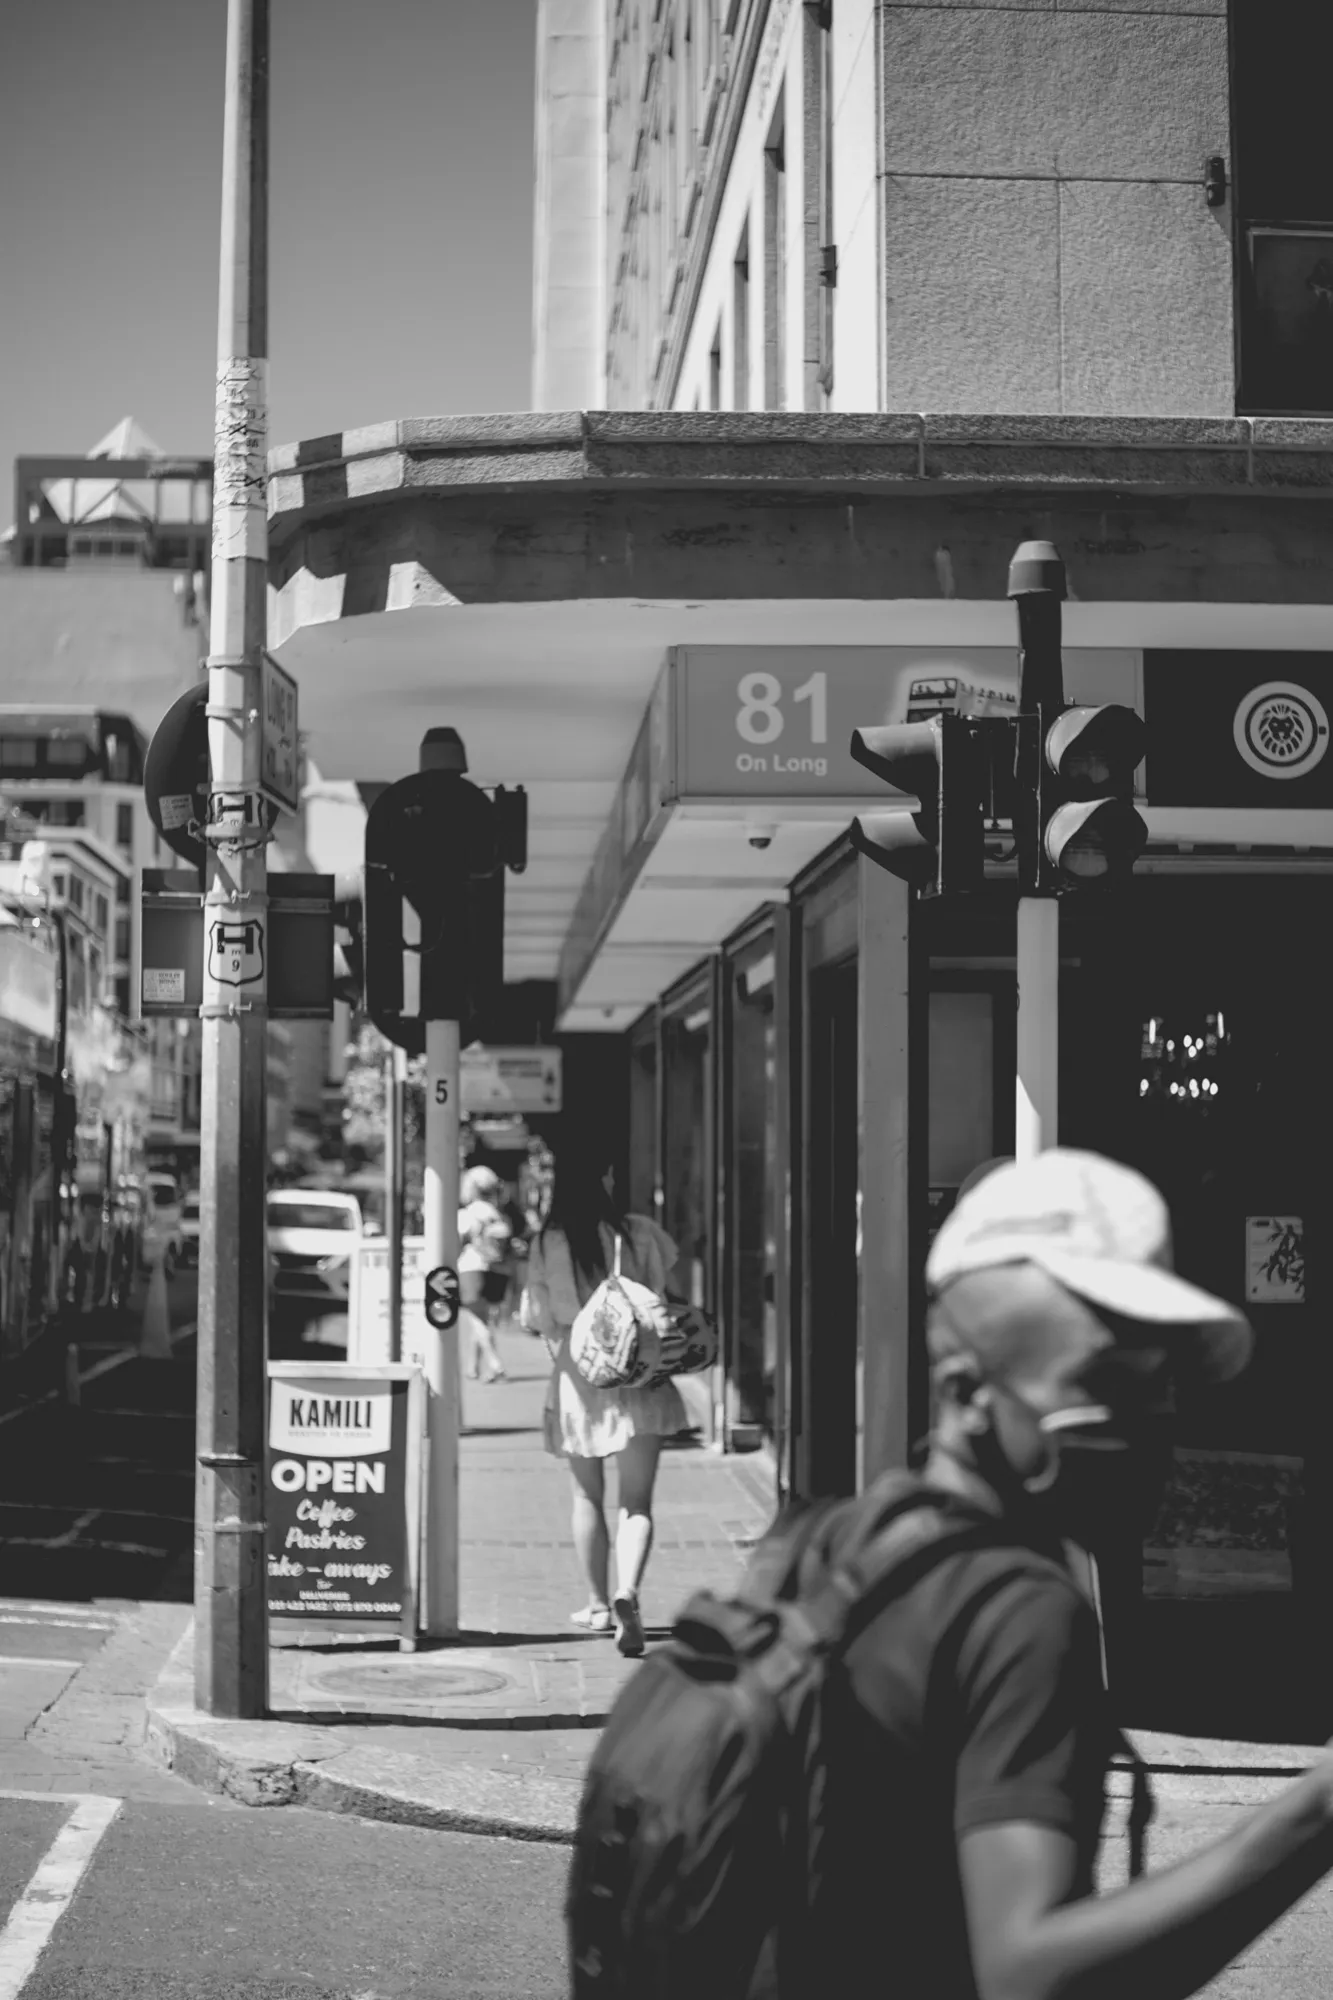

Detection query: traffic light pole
xmin=421 ymin=1018 xmax=461 ymax=1636
xmin=385 ymin=1044 xmax=406 ymax=1365
xmin=1015 ymin=897 xmax=1059 ymax=1158
xmin=1009 ymin=541 xmax=1067 ymax=1162
xmin=196 ymin=0 xmax=270 ymax=1717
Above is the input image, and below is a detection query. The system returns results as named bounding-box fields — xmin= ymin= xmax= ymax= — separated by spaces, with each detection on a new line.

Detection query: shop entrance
xmin=1060 ymin=875 xmax=1333 ymax=1737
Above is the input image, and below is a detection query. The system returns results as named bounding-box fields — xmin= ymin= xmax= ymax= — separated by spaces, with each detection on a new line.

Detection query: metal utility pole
xmin=1008 ymin=540 xmax=1066 ymax=1162
xmin=385 ymin=1044 xmax=406 ymax=1364
xmin=422 ymin=1014 xmax=462 ymax=1635
xmin=196 ymin=0 xmax=270 ymax=1717
xmin=420 ymin=713 xmax=463 ymax=1637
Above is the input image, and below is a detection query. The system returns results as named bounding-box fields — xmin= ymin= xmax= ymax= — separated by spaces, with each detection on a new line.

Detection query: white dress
xmin=524 ymin=1215 xmax=689 ymax=1459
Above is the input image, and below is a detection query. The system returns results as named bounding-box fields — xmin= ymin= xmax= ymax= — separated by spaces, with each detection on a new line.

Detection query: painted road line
xmin=0 ymin=1657 xmax=82 ymax=1670
xmin=0 ymin=1617 xmax=116 ymax=1633
xmin=0 ymin=1792 xmax=120 ymax=1999
xmin=0 ymin=1603 xmax=118 ymax=1622
xmin=0 ymin=1319 xmax=198 ymax=1429
xmin=0 ymin=1503 xmax=194 ymax=1527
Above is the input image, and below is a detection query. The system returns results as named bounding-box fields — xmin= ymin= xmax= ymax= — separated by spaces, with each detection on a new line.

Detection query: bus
xmin=0 ymin=709 xmax=146 ymax=789
xmin=0 ymin=896 xmax=72 ymax=1390
xmin=904 ymin=675 xmax=1018 ymax=723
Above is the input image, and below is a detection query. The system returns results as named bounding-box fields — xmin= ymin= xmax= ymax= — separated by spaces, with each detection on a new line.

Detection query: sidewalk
xmin=144 ymin=1324 xmax=778 ymax=1837
xmin=143 ymin=1325 xmax=1324 ymax=1843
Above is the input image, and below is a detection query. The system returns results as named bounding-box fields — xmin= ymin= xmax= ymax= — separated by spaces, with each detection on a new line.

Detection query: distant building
xmin=2 ymin=423 xmax=329 ymax=1182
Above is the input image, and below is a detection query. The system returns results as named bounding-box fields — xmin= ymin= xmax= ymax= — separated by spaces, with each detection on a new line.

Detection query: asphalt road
xmin=0 ymin=1271 xmax=200 ymax=1605
xmin=0 ymin=1793 xmax=571 ymax=1999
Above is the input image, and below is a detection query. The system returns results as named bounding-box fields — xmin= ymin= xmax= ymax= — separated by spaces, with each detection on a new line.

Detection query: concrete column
xmin=856 ymin=857 xmax=927 ymax=1487
xmin=532 ymin=0 xmax=606 ymax=412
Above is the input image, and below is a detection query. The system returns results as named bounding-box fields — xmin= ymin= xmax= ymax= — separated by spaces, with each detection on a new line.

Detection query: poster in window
xmin=1245 ymin=1216 xmax=1306 ymax=1305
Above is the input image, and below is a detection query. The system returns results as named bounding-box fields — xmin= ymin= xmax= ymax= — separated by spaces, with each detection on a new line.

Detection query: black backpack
xmin=566 ymin=1470 xmax=1152 ymax=2000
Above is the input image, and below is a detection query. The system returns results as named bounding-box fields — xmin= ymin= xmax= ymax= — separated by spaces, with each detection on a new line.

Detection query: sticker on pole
xmin=424 ymin=1265 xmax=460 ymax=1331
xmin=208 ymin=916 xmax=264 ymax=987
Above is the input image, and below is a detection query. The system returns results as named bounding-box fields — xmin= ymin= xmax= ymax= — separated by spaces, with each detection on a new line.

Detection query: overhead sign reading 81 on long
xmin=667 ymin=646 xmax=1141 ymax=801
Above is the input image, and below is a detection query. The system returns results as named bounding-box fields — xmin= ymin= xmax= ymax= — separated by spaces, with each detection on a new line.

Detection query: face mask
xmin=1021 ymin=1402 xmax=1173 ymax=1548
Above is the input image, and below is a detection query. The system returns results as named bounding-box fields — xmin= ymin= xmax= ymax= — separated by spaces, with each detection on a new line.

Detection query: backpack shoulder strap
xmin=779 ymin=1482 xmax=1002 ymax=1661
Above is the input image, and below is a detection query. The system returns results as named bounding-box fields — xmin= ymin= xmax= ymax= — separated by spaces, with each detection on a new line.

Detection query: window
xmin=115 ymin=916 xmax=131 ymax=961
xmin=805 ymin=0 xmax=835 ymax=408
xmin=733 ymin=219 xmax=751 ymax=410
xmin=69 ymin=874 xmax=85 ymax=914
xmin=764 ymin=90 xmax=787 ymax=410
xmin=95 ymin=893 xmax=109 ymax=937
xmin=1234 ymin=0 xmax=1333 ymax=412
xmin=47 ymin=737 xmax=87 ymax=769
xmin=116 ymin=874 xmax=129 ymax=906
xmin=0 ymin=738 xmax=38 ymax=771
xmin=114 ymin=974 xmax=130 ymax=1019
xmin=53 ymin=872 xmax=67 ymax=899
xmin=116 ymin=802 xmax=134 ymax=851
xmin=709 ymin=321 xmax=723 ymax=408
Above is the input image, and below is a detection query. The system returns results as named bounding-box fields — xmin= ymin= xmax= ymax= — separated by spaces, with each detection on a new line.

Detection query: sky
xmin=0 ymin=0 xmax=537 ymax=520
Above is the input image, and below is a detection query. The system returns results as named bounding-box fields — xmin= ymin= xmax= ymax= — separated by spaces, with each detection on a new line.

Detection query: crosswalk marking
xmin=0 ymin=1792 xmax=121 ymax=1998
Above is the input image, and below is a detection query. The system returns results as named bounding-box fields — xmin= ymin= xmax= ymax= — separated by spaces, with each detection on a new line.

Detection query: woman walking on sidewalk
xmin=521 ymin=1154 xmax=685 ymax=1657
xmin=458 ymin=1166 xmax=511 ymax=1383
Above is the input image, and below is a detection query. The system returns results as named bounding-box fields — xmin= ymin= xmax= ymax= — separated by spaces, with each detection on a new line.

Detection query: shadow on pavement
xmin=1118 ymin=1594 xmax=1327 ymax=1746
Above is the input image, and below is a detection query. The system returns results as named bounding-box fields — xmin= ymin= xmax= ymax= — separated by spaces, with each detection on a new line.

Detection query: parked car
xmin=140 ymin=1173 xmax=185 ymax=1277
xmin=180 ymin=1190 xmax=201 ymax=1267
xmin=266 ymin=1188 xmax=363 ymax=1310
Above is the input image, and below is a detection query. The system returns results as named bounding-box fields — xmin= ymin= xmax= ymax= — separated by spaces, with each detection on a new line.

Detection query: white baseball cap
xmin=927 ymin=1149 xmax=1253 ymax=1384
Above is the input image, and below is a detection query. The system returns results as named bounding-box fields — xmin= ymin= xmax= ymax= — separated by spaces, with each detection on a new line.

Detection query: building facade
xmin=521 ymin=0 xmax=1333 ymax=1560
xmin=537 ymin=0 xmax=1325 ymax=424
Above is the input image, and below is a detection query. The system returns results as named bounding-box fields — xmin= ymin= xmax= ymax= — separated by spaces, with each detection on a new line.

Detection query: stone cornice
xmin=268 ymin=410 xmax=1333 ymax=539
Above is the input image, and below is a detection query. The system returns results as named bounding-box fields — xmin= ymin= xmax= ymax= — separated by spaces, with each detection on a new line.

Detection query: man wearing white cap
xmin=824 ymin=1149 xmax=1333 ymax=2000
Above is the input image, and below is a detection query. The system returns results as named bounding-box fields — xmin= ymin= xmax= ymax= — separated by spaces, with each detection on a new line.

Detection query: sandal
xmin=612 ymin=1592 xmax=645 ymax=1658
xmin=570 ymin=1604 xmax=613 ymax=1633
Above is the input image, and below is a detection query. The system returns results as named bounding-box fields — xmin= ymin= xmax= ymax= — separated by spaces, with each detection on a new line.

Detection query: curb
xmin=142 ymin=1624 xmax=582 ymax=1842
xmin=143 ymin=1625 xmax=1321 ymax=1844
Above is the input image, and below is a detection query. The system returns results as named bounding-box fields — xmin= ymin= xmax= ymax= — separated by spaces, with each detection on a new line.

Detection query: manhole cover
xmin=306 ymin=1659 xmax=514 ymax=1703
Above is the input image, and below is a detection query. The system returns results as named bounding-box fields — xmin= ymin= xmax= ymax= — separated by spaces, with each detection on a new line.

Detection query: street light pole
xmin=195 ymin=0 xmax=271 ymax=1718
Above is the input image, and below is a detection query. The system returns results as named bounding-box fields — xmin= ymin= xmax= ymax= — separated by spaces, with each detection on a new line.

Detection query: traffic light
xmin=1020 ymin=704 xmax=1148 ymax=891
xmin=849 ymin=716 xmax=990 ymax=896
xmin=331 ymin=871 xmax=364 ymax=1008
xmin=363 ymin=749 xmax=527 ymax=1051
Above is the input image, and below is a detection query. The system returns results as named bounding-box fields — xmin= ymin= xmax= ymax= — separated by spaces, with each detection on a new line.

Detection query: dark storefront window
xmin=1062 ymin=878 xmax=1333 ymax=1458
xmin=727 ymin=929 xmax=780 ymax=1444
xmin=1234 ymin=0 xmax=1333 ymax=412
xmin=661 ymin=977 xmax=714 ymax=1314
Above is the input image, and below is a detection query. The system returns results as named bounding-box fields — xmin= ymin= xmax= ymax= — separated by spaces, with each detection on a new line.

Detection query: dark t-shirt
xmin=815 ymin=1536 xmax=1112 ymax=1998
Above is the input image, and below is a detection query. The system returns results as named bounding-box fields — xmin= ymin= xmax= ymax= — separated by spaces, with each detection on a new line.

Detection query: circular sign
xmin=1233 ymin=681 xmax=1330 ymax=781
xmin=424 ymin=1264 xmax=460 ymax=1331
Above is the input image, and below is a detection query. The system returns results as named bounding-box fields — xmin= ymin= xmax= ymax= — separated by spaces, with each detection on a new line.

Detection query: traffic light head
xmin=1033 ymin=703 xmax=1148 ymax=889
xmin=849 ymin=716 xmax=986 ymax=896
xmin=331 ymin=869 xmax=364 ymax=1007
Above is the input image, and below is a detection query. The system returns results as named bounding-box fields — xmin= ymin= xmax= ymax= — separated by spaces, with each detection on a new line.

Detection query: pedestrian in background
xmin=520 ymin=1152 xmax=684 ymax=1656
xmin=458 ymin=1164 xmax=510 ymax=1383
